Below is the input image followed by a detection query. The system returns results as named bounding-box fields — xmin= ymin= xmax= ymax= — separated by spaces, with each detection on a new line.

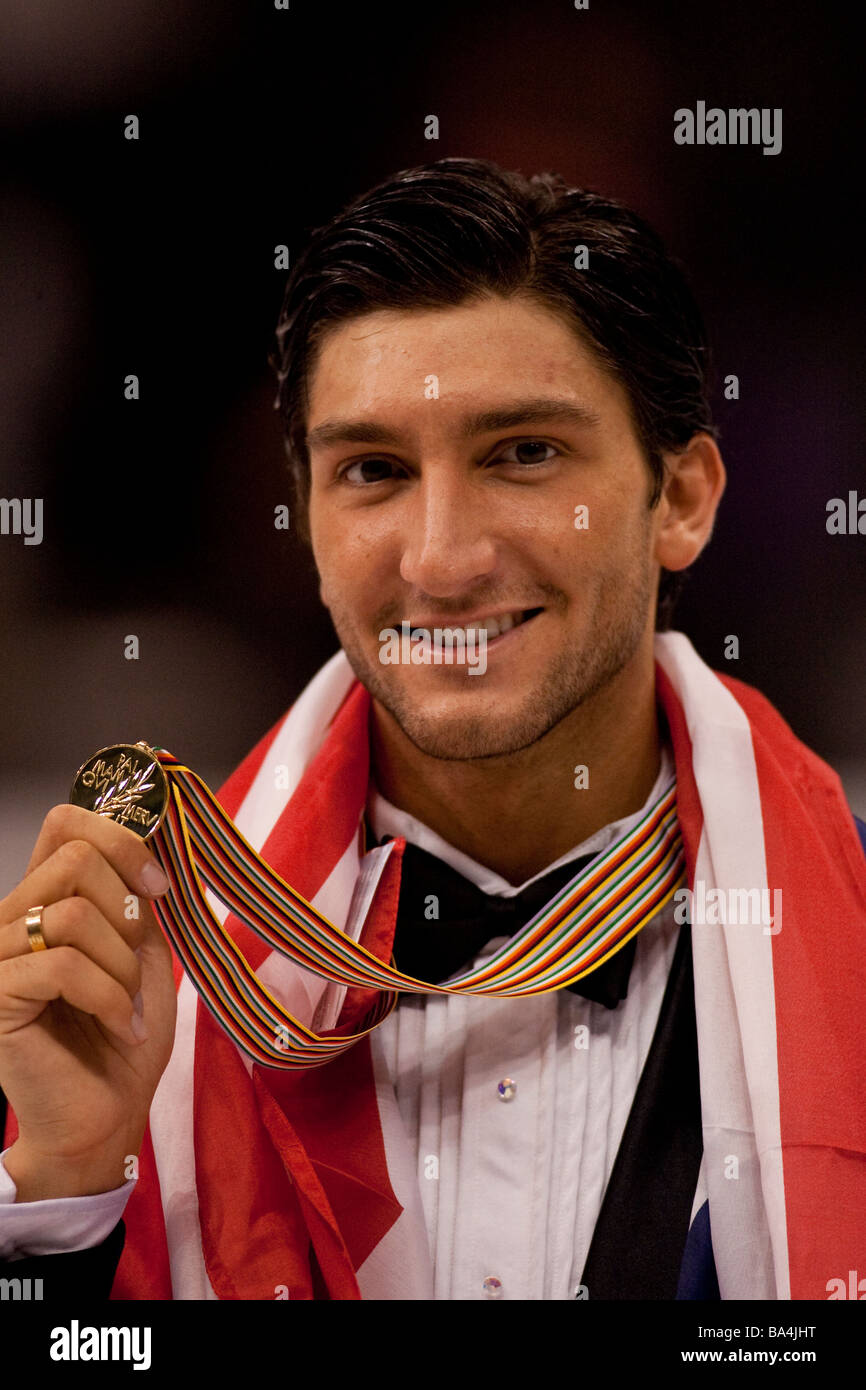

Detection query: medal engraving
xmin=70 ymin=742 xmax=169 ymax=839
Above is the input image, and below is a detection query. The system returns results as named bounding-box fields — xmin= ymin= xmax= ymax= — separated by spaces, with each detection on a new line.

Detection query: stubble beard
xmin=328 ymin=547 xmax=655 ymax=764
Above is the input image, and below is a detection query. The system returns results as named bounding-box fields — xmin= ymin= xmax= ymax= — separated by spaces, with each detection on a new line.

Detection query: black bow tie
xmin=372 ymin=829 xmax=638 ymax=1009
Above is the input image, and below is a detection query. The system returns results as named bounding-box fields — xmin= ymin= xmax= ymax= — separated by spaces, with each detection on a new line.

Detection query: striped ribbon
xmin=147 ymin=750 xmax=686 ymax=1069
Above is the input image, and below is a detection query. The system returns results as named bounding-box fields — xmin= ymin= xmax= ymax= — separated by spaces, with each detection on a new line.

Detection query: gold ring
xmin=25 ymin=906 xmax=48 ymax=952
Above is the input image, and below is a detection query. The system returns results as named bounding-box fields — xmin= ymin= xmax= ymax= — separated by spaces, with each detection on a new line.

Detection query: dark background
xmin=1 ymin=0 xmax=863 ymax=891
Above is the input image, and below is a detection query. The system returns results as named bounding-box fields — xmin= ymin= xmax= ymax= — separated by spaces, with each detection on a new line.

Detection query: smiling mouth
xmin=407 ymin=607 xmax=544 ymax=642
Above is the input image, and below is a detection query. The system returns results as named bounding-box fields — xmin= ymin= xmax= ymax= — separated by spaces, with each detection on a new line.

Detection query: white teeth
xmin=463 ymin=612 xmax=522 ymax=640
xmin=410 ymin=611 xmax=528 ymax=642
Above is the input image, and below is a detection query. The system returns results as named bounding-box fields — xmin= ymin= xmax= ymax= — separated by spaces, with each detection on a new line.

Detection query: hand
xmin=0 ymin=805 xmax=178 ymax=1200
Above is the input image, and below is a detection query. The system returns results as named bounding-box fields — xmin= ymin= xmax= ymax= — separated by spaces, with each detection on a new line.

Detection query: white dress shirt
xmin=1 ymin=747 xmax=681 ymax=1295
xmin=367 ymin=745 xmax=682 ymax=1299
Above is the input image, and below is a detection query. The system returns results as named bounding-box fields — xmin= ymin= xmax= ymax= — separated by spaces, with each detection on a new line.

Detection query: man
xmin=1 ymin=158 xmax=864 ymax=1301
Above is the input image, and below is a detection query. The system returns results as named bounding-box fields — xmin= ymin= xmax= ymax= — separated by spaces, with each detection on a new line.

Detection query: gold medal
xmin=69 ymin=741 xmax=169 ymax=840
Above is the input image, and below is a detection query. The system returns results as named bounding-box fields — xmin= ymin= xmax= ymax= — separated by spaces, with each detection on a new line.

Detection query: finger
xmin=1 ymin=837 xmax=160 ymax=953
xmin=24 ymin=804 xmax=170 ymax=898
xmin=0 ymin=948 xmax=147 ymax=1047
xmin=0 ymin=899 xmax=142 ymax=1000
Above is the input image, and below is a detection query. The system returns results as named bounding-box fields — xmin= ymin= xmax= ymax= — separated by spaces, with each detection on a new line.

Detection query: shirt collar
xmin=366 ymin=743 xmax=675 ymax=898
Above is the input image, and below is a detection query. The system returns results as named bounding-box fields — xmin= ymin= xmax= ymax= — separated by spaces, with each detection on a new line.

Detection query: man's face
xmin=305 ymin=293 xmax=659 ymax=761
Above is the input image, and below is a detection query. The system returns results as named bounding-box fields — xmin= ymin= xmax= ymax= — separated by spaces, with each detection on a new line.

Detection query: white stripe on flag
xmin=148 ymin=972 xmax=219 ymax=1299
xmin=655 ymin=632 xmax=789 ymax=1298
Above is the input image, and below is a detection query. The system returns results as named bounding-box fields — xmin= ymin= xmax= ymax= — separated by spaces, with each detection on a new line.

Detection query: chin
xmin=379 ymin=698 xmax=565 ymax=762
xmin=340 ymin=598 xmax=651 ymax=762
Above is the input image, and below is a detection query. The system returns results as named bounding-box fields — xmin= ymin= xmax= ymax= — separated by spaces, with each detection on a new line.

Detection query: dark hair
xmin=270 ymin=157 xmax=718 ymax=629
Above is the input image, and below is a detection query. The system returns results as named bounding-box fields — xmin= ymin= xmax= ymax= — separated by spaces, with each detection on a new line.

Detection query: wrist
xmin=4 ymin=1135 xmax=143 ymax=1202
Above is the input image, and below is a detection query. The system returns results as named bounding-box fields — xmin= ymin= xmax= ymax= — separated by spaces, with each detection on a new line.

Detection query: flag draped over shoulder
xmin=6 ymin=634 xmax=864 ymax=1299
xmin=655 ymin=637 xmax=866 ymax=1299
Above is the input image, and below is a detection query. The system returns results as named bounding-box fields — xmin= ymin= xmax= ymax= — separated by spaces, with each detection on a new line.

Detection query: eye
xmin=495 ymin=439 xmax=559 ymax=467
xmin=340 ymin=457 xmax=400 ymax=485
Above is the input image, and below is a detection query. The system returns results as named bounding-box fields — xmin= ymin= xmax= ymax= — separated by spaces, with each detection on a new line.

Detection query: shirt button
xmin=497 ymin=1077 xmax=516 ymax=1101
xmin=482 ymin=1276 xmax=503 ymax=1298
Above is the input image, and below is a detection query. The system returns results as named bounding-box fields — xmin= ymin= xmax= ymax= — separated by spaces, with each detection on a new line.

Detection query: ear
xmin=653 ymin=433 xmax=726 ymax=573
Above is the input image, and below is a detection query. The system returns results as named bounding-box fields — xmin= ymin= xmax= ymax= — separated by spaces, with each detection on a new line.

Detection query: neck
xmin=369 ymin=651 xmax=662 ymax=885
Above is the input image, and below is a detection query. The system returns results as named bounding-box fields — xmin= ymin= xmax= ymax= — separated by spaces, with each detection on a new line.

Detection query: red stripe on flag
xmin=720 ymin=673 xmax=866 ymax=1299
xmin=111 ymin=1126 xmax=173 ymax=1299
xmin=218 ymin=682 xmax=371 ymax=970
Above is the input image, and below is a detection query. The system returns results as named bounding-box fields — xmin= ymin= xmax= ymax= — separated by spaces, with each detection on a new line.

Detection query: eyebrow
xmin=305 ymin=397 xmax=602 ymax=451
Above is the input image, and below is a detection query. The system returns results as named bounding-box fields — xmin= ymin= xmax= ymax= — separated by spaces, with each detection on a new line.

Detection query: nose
xmin=398 ymin=466 xmax=498 ymax=597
